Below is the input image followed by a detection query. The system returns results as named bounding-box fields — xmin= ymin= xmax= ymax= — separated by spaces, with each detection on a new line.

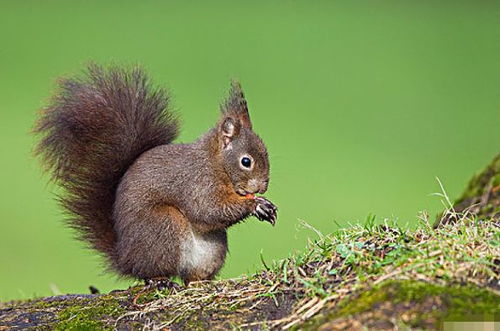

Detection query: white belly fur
xmin=179 ymin=228 xmax=223 ymax=275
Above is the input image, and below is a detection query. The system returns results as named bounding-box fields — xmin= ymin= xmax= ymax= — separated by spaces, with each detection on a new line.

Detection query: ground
xmin=0 ymin=155 xmax=498 ymax=330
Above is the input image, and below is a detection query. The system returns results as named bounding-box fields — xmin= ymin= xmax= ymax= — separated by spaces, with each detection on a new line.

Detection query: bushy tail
xmin=34 ymin=64 xmax=179 ymax=263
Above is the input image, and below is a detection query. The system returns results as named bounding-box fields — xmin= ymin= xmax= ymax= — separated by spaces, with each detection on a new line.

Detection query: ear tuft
xmin=220 ymin=80 xmax=252 ymax=129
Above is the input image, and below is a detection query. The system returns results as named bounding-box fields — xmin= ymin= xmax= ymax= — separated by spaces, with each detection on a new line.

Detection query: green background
xmin=0 ymin=1 xmax=499 ymax=301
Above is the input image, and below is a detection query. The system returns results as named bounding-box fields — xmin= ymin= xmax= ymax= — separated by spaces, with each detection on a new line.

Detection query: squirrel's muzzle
xmin=247 ymin=179 xmax=268 ymax=195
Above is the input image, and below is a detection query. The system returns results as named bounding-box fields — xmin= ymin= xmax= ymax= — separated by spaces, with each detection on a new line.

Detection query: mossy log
xmin=1 ymin=154 xmax=498 ymax=330
xmin=435 ymin=153 xmax=499 ymax=227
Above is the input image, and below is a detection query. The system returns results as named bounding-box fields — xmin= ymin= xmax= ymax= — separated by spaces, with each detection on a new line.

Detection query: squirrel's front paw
xmin=253 ymin=197 xmax=277 ymax=225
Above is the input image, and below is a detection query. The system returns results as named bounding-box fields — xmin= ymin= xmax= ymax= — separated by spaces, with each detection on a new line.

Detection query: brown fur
xmin=34 ymin=64 xmax=276 ymax=283
xmin=34 ymin=64 xmax=179 ymax=266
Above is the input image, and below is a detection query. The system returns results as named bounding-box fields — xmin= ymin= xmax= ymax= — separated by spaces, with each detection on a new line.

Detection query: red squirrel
xmin=34 ymin=64 xmax=277 ymax=285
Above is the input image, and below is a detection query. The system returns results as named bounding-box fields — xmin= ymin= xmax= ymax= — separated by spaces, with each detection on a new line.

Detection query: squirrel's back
xmin=34 ymin=64 xmax=179 ymax=263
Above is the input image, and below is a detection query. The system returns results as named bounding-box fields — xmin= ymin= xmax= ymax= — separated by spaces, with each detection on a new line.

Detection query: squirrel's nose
xmin=247 ymin=179 xmax=266 ymax=194
xmin=247 ymin=178 xmax=269 ymax=194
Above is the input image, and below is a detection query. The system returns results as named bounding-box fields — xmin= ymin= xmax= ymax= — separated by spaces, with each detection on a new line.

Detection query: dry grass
xmin=113 ymin=205 xmax=498 ymax=329
xmin=1 ymin=211 xmax=497 ymax=330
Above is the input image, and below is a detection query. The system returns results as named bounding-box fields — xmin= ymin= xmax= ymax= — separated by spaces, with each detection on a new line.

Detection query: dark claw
xmin=253 ymin=197 xmax=278 ymax=225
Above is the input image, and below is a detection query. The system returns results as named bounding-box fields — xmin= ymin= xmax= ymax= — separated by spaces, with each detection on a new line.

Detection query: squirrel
xmin=34 ymin=64 xmax=277 ymax=285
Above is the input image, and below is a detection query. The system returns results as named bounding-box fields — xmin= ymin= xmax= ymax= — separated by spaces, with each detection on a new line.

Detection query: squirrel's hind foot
xmin=132 ymin=278 xmax=181 ymax=305
xmin=144 ymin=277 xmax=182 ymax=291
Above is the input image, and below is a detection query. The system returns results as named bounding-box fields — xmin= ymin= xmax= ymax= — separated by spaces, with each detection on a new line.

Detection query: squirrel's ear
xmin=220 ymin=80 xmax=252 ymax=129
xmin=220 ymin=116 xmax=241 ymax=149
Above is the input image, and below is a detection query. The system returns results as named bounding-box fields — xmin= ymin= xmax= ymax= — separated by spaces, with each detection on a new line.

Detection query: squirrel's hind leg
xmin=114 ymin=202 xmax=190 ymax=281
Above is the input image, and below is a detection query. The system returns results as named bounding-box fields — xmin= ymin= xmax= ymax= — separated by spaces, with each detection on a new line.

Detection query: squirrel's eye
xmin=241 ymin=157 xmax=252 ymax=168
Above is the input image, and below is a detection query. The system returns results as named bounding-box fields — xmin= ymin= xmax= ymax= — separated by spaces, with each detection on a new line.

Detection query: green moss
xmin=55 ymin=297 xmax=124 ymax=331
xmin=339 ymin=280 xmax=498 ymax=321
xmin=301 ymin=280 xmax=499 ymax=330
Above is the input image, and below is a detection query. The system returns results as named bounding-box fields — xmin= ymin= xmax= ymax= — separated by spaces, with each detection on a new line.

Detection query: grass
xmin=111 ymin=213 xmax=498 ymax=329
xmin=1 ymin=208 xmax=497 ymax=329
